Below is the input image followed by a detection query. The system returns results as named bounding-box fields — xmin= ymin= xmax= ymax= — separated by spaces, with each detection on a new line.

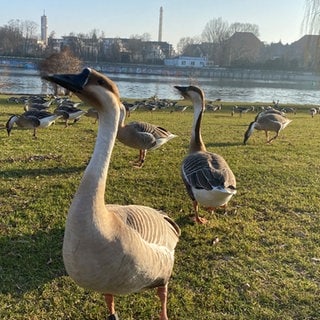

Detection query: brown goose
xmin=117 ymin=103 xmax=177 ymax=168
xmin=175 ymin=85 xmax=236 ymax=224
xmin=44 ymin=68 xmax=180 ymax=320
xmin=84 ymin=107 xmax=99 ymax=123
xmin=243 ymin=112 xmax=292 ymax=144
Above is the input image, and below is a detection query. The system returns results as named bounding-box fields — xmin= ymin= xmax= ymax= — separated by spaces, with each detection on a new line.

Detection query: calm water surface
xmin=1 ymin=67 xmax=319 ymax=105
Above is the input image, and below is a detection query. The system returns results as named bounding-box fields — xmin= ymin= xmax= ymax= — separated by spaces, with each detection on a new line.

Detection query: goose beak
xmin=174 ymin=85 xmax=187 ymax=93
xmin=43 ymin=68 xmax=91 ymax=93
xmin=174 ymin=86 xmax=189 ymax=99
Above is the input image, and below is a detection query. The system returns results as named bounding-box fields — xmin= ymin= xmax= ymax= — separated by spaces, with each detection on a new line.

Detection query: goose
xmin=205 ymin=99 xmax=222 ymax=112
xmin=54 ymin=104 xmax=86 ymax=127
xmin=44 ymin=68 xmax=180 ymax=320
xmin=259 ymin=108 xmax=285 ymax=117
xmin=170 ymin=104 xmax=189 ymax=113
xmin=310 ymin=108 xmax=317 ymax=118
xmin=117 ymin=103 xmax=177 ymax=168
xmin=281 ymin=107 xmax=296 ymax=115
xmin=175 ymin=85 xmax=237 ymax=224
xmin=231 ymin=105 xmax=254 ymax=117
xmin=24 ymin=99 xmax=53 ymax=111
xmin=205 ymin=104 xmax=221 ymax=112
xmin=243 ymin=112 xmax=292 ymax=144
xmin=122 ymin=101 xmax=138 ymax=117
xmin=84 ymin=107 xmax=99 ymax=123
xmin=6 ymin=110 xmax=61 ymax=137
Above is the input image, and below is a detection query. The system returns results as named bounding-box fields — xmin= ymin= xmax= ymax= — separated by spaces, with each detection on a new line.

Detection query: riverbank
xmin=1 ymin=55 xmax=320 ymax=83
xmin=1 ymin=60 xmax=320 ymax=104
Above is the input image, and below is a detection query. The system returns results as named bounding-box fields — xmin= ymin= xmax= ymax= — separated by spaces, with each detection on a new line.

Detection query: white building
xmin=164 ymin=56 xmax=207 ymax=68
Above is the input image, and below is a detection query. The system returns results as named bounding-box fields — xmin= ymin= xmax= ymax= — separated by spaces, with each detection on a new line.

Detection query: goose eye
xmin=97 ymin=79 xmax=105 ymax=85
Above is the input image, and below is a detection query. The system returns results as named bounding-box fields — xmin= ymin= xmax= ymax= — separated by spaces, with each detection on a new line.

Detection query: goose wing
xmin=25 ymin=110 xmax=54 ymax=119
xmin=131 ymin=121 xmax=173 ymax=138
xmin=107 ymin=204 xmax=180 ymax=250
xmin=182 ymin=151 xmax=236 ymax=192
xmin=19 ymin=114 xmax=41 ymax=127
xmin=125 ymin=121 xmax=158 ymax=149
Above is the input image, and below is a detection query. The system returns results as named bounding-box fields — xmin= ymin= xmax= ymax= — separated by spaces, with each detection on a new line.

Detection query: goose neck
xmin=118 ymin=103 xmax=126 ymax=129
xmin=190 ymin=100 xmax=206 ymax=153
xmin=76 ymin=105 xmax=120 ymax=206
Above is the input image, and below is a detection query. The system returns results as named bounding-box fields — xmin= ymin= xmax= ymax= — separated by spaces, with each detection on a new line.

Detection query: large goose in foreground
xmin=117 ymin=103 xmax=177 ymax=167
xmin=243 ymin=112 xmax=292 ymax=145
xmin=6 ymin=110 xmax=61 ymax=137
xmin=175 ymin=85 xmax=237 ymax=224
xmin=44 ymin=68 xmax=180 ymax=320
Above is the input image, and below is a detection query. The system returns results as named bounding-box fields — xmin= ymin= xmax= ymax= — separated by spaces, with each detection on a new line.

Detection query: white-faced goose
xmin=116 ymin=103 xmax=177 ymax=168
xmin=6 ymin=110 xmax=61 ymax=138
xmin=175 ymin=85 xmax=237 ymax=224
xmin=44 ymin=68 xmax=180 ymax=320
xmin=243 ymin=112 xmax=292 ymax=144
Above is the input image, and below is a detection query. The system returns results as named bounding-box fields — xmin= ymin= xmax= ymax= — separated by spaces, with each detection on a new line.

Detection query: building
xmin=164 ymin=56 xmax=207 ymax=67
xmin=41 ymin=11 xmax=48 ymax=46
xmin=222 ymin=32 xmax=264 ymax=66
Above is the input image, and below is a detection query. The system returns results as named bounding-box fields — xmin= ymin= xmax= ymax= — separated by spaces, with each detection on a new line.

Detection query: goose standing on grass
xmin=175 ymin=85 xmax=237 ymax=224
xmin=54 ymin=104 xmax=86 ymax=127
xmin=310 ymin=107 xmax=317 ymax=118
xmin=44 ymin=68 xmax=180 ymax=320
xmin=6 ymin=110 xmax=61 ymax=138
xmin=243 ymin=112 xmax=292 ymax=145
xmin=84 ymin=107 xmax=99 ymax=123
xmin=117 ymin=102 xmax=177 ymax=168
xmin=24 ymin=99 xmax=53 ymax=111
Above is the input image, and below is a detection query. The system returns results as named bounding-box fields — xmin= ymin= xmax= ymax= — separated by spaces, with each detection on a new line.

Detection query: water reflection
xmin=0 ymin=67 xmax=319 ymax=105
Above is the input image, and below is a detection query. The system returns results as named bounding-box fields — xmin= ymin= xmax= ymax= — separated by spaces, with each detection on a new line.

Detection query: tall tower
xmin=41 ymin=11 xmax=48 ymax=46
xmin=158 ymin=6 xmax=163 ymax=42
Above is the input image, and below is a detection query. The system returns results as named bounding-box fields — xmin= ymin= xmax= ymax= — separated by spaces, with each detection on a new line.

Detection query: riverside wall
xmin=1 ymin=56 xmax=319 ymax=83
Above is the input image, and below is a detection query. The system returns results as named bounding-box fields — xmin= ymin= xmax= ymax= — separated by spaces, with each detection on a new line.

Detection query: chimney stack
xmin=158 ymin=6 xmax=163 ymax=42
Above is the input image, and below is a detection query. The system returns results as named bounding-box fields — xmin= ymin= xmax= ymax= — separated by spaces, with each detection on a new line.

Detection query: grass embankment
xmin=0 ymin=95 xmax=319 ymax=319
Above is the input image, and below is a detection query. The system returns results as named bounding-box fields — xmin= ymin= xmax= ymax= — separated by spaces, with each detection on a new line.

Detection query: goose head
xmin=243 ymin=121 xmax=255 ymax=145
xmin=43 ymin=68 xmax=121 ymax=113
xmin=175 ymin=85 xmax=206 ymax=153
xmin=174 ymin=85 xmax=205 ymax=109
xmin=6 ymin=115 xmax=19 ymax=136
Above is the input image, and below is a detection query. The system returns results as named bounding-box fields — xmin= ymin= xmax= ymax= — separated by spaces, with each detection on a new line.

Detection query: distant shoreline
xmin=1 ymin=56 xmax=320 ymax=83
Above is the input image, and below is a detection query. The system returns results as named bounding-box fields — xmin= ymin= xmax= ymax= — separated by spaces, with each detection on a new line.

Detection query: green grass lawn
xmin=0 ymin=95 xmax=319 ymax=319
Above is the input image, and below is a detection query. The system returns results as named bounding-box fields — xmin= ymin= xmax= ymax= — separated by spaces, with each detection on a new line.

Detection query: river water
xmin=0 ymin=67 xmax=319 ymax=105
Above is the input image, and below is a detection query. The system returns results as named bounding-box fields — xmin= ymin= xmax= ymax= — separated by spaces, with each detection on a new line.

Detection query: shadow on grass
xmin=0 ymin=166 xmax=85 ymax=179
xmin=175 ymin=214 xmax=196 ymax=228
xmin=0 ymin=227 xmax=66 ymax=296
xmin=206 ymin=141 xmax=243 ymax=148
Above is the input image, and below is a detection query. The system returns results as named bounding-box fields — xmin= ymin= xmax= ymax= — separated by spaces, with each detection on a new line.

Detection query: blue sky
xmin=0 ymin=0 xmax=307 ymax=49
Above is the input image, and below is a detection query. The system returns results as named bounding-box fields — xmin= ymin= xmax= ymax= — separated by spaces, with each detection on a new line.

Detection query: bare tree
xmin=130 ymin=33 xmax=152 ymax=41
xmin=0 ymin=22 xmax=24 ymax=55
xmin=302 ymin=0 xmax=320 ymax=70
xmin=177 ymin=36 xmax=201 ymax=55
xmin=201 ymin=17 xmax=230 ymax=44
xmin=302 ymin=0 xmax=320 ymax=34
xmin=39 ymin=47 xmax=82 ymax=95
xmin=22 ymin=20 xmax=38 ymax=54
xmin=229 ymin=22 xmax=260 ymax=38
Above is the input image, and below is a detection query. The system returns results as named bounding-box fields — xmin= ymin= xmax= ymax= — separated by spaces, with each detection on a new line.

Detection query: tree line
xmin=0 ymin=17 xmax=259 ymax=60
xmin=1 ymin=10 xmax=320 ymax=72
